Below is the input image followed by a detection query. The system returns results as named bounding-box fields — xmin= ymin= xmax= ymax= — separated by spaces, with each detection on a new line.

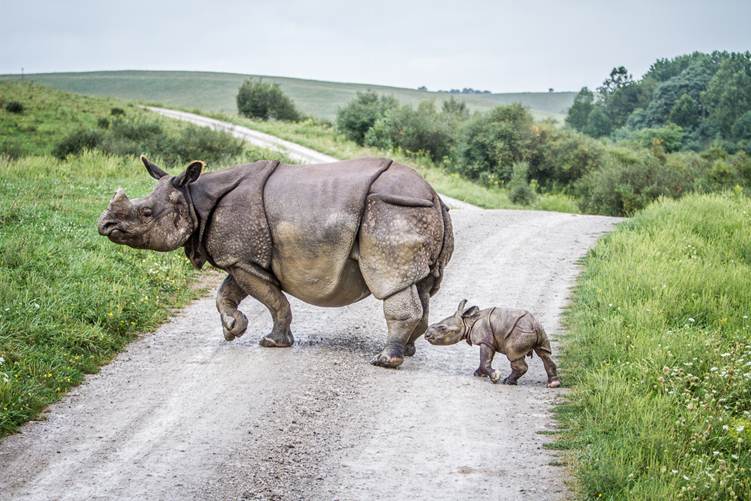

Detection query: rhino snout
xmin=98 ymin=213 xmax=118 ymax=236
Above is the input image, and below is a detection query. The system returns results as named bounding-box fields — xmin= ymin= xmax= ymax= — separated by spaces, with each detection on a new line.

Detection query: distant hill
xmin=0 ymin=70 xmax=576 ymax=122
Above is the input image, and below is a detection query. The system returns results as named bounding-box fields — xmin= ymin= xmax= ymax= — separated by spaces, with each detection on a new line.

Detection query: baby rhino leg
xmin=474 ymin=345 xmax=501 ymax=383
xmin=535 ymin=348 xmax=561 ymax=388
xmin=503 ymin=357 xmax=528 ymax=385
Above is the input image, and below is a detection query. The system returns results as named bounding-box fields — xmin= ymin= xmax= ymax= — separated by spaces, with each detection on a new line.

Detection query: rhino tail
xmin=429 ymin=196 xmax=454 ymax=297
xmin=533 ymin=319 xmax=553 ymax=355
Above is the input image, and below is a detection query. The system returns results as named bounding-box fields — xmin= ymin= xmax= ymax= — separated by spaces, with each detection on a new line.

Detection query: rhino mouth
xmin=99 ymin=220 xmax=119 ymax=236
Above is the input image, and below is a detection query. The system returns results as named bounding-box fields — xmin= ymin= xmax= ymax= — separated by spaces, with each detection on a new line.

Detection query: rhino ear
xmin=456 ymin=299 xmax=467 ymax=314
xmin=172 ymin=160 xmax=204 ymax=188
xmin=462 ymin=305 xmax=480 ymax=319
xmin=140 ymin=155 xmax=168 ymax=180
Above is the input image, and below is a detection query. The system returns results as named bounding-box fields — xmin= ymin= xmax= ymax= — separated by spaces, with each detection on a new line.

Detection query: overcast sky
xmin=2 ymin=0 xmax=749 ymax=92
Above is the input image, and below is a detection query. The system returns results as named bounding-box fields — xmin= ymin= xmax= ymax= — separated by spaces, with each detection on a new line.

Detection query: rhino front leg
xmin=216 ymin=274 xmax=249 ymax=341
xmin=230 ymin=267 xmax=294 ymax=348
xmin=372 ymin=284 xmax=423 ymax=368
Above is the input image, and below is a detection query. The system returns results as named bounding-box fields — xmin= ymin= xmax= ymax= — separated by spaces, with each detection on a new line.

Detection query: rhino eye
xmin=141 ymin=207 xmax=153 ymax=218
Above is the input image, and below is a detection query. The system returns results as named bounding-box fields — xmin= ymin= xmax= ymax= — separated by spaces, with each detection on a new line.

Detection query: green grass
xmin=558 ymin=193 xmax=751 ymax=499
xmin=0 ymin=152 xmax=205 ymax=436
xmin=0 ymin=70 xmax=575 ymax=121
xmin=0 ymin=81 xmax=152 ymax=158
xmin=0 ymin=81 xmax=292 ymax=437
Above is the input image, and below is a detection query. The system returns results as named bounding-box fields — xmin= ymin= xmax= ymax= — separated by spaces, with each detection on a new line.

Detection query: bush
xmin=4 ymin=101 xmax=24 ymax=114
xmin=335 ymin=91 xmax=398 ymax=145
xmin=97 ymin=117 xmax=110 ymax=129
xmin=52 ymin=117 xmax=248 ymax=166
xmin=453 ymin=104 xmax=534 ymax=183
xmin=364 ymin=101 xmax=455 ymax=161
xmin=52 ymin=129 xmax=103 ymax=159
xmin=577 ymin=147 xmax=691 ymax=215
xmin=169 ymin=125 xmax=245 ymax=165
xmin=527 ymin=123 xmax=605 ymax=189
xmin=236 ymin=79 xmax=300 ymax=121
xmin=507 ymin=162 xmax=536 ymax=205
xmin=110 ymin=107 xmax=125 ymax=116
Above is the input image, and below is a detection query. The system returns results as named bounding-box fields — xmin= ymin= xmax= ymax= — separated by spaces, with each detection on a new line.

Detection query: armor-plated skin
xmin=97 ymin=156 xmax=453 ymax=367
xmin=425 ymin=300 xmax=561 ymax=387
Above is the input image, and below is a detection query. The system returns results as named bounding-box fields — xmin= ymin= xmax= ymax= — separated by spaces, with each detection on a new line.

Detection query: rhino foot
xmin=502 ymin=375 xmax=518 ymax=385
xmin=259 ymin=328 xmax=294 ymax=348
xmin=403 ymin=343 xmax=416 ymax=357
xmin=222 ymin=311 xmax=248 ymax=341
xmin=370 ymin=347 xmax=404 ymax=368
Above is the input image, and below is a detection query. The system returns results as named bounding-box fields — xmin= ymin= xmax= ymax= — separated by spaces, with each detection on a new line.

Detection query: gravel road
xmin=0 ymin=206 xmax=619 ymax=500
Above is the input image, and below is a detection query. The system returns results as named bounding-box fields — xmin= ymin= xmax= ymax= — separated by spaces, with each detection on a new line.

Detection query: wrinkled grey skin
xmin=425 ymin=300 xmax=560 ymax=387
xmin=98 ymin=156 xmax=453 ymax=368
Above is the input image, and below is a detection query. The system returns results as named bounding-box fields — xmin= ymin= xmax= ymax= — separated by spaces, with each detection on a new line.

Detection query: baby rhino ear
xmin=462 ymin=305 xmax=480 ymax=319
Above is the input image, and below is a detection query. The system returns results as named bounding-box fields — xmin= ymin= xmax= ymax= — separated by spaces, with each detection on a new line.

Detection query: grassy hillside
xmin=0 ymin=70 xmax=575 ymax=121
xmin=0 ymin=81 xmax=288 ymax=436
xmin=558 ymin=193 xmax=751 ymax=499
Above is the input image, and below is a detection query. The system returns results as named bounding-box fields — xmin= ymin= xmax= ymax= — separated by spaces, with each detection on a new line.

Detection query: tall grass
xmin=558 ymin=193 xmax=751 ymax=499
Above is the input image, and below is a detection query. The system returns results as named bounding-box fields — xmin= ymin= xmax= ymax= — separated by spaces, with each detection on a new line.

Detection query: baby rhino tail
xmin=532 ymin=318 xmax=553 ymax=356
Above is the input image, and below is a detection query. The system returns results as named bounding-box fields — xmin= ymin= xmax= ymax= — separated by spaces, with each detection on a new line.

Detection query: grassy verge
xmin=558 ymin=193 xmax=751 ymax=499
xmin=0 ymin=152 xmax=209 ymax=436
xmin=201 ymin=112 xmax=580 ymax=212
xmin=0 ymin=82 xmax=291 ymax=437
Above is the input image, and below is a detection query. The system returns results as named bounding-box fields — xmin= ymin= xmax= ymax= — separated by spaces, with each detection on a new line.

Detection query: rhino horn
xmin=108 ymin=188 xmax=134 ymax=215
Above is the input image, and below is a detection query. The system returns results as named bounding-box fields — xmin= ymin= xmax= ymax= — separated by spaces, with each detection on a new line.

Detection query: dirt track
xmin=0 ymin=206 xmax=619 ymax=500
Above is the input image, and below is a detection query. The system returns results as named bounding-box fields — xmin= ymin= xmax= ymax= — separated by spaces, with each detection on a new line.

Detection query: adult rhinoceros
xmin=98 ymin=156 xmax=453 ymax=367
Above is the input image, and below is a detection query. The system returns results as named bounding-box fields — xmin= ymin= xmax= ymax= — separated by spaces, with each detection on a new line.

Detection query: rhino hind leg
xmin=216 ymin=274 xmax=249 ymax=341
xmin=404 ymin=276 xmax=434 ymax=357
xmin=371 ymin=284 xmax=423 ymax=368
xmin=229 ymin=266 xmax=294 ymax=348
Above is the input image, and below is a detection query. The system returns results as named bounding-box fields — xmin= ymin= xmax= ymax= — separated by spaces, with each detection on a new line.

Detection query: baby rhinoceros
xmin=425 ymin=300 xmax=561 ymax=387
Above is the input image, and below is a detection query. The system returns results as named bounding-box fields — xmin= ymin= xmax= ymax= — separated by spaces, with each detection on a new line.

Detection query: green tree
xmin=364 ymin=101 xmax=454 ymax=161
xmin=453 ymin=103 xmax=534 ymax=182
xmin=236 ymin=80 xmax=300 ymax=121
xmin=335 ymin=92 xmax=398 ymax=145
xmin=703 ymin=53 xmax=751 ymax=137
xmin=669 ymin=93 xmax=701 ymax=128
xmin=566 ymin=87 xmax=594 ymax=131
xmin=441 ymin=96 xmax=469 ymax=118
xmin=583 ymin=107 xmax=612 ymax=138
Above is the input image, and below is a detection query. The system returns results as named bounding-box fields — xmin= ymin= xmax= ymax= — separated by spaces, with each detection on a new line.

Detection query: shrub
xmin=53 ymin=129 xmax=103 ymax=159
xmin=453 ymin=104 xmax=534 ymax=183
xmin=168 ymin=125 xmax=245 ymax=165
xmin=97 ymin=117 xmax=110 ymax=129
xmin=0 ymin=140 xmax=23 ymax=159
xmin=4 ymin=101 xmax=24 ymax=114
xmin=577 ymin=147 xmax=690 ymax=215
xmin=110 ymin=107 xmax=125 ymax=116
xmin=236 ymin=79 xmax=300 ymax=121
xmin=335 ymin=91 xmax=398 ymax=145
xmin=364 ymin=101 xmax=454 ymax=161
xmin=527 ymin=123 xmax=605 ymax=189
xmin=507 ymin=162 xmax=536 ymax=205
